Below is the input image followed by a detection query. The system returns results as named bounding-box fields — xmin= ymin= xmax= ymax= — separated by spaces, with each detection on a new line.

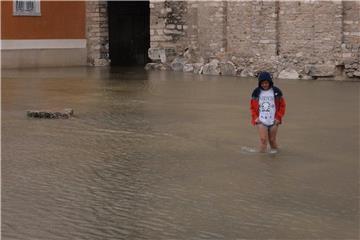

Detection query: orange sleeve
xmin=250 ymin=99 xmax=259 ymax=125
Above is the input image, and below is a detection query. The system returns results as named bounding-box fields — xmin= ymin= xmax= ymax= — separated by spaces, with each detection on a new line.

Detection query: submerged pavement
xmin=2 ymin=67 xmax=359 ymax=239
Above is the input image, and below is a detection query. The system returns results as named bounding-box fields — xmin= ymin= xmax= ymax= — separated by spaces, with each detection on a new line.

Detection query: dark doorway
xmin=108 ymin=1 xmax=150 ymax=66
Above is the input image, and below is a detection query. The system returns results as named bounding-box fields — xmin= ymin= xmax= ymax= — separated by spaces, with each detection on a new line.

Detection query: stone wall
xmin=86 ymin=1 xmax=110 ymax=66
xmin=277 ymin=1 xmax=343 ymax=78
xmin=149 ymin=0 xmax=188 ymax=60
xmin=197 ymin=1 xmax=227 ymax=60
xmin=147 ymin=0 xmax=360 ymax=79
xmin=343 ymin=1 xmax=360 ymax=77
xmin=227 ymin=1 xmax=278 ymax=75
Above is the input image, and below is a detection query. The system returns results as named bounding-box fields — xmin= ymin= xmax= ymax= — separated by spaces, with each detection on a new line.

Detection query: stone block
xmin=353 ymin=71 xmax=360 ymax=77
xmin=148 ymin=48 xmax=176 ymax=63
xmin=278 ymin=68 xmax=299 ymax=79
xmin=166 ymin=24 xmax=176 ymax=29
xmin=164 ymin=29 xmax=183 ymax=35
xmin=305 ymin=64 xmax=335 ymax=77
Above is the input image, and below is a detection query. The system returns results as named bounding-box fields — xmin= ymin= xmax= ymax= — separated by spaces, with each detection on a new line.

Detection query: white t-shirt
xmin=259 ymin=89 xmax=276 ymax=126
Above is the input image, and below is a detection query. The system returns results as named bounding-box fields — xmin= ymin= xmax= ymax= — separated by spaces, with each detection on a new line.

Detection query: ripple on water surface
xmin=2 ymin=67 xmax=359 ymax=239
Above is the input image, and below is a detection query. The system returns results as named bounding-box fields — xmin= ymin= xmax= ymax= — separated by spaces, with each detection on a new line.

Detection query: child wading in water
xmin=250 ymin=71 xmax=286 ymax=153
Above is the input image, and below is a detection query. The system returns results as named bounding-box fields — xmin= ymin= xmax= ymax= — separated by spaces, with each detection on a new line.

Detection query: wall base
xmin=1 ymin=48 xmax=87 ymax=69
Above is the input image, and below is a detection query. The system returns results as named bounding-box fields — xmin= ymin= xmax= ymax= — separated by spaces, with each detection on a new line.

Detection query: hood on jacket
xmin=258 ymin=71 xmax=273 ymax=89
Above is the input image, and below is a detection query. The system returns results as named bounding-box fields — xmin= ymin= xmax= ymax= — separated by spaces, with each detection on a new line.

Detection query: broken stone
xmin=219 ymin=61 xmax=236 ymax=76
xmin=183 ymin=64 xmax=194 ymax=72
xmin=170 ymin=57 xmax=187 ymax=71
xmin=159 ymin=63 xmax=170 ymax=71
xmin=155 ymin=63 xmax=167 ymax=70
xmin=347 ymin=72 xmax=354 ymax=77
xmin=148 ymin=48 xmax=162 ymax=61
xmin=27 ymin=108 xmax=74 ymax=119
xmin=278 ymin=69 xmax=299 ymax=79
xmin=300 ymin=75 xmax=315 ymax=80
xmin=93 ymin=59 xmax=109 ymax=66
xmin=202 ymin=59 xmax=220 ymax=75
xmin=145 ymin=63 xmax=168 ymax=71
xmin=353 ymin=71 xmax=360 ymax=77
xmin=193 ymin=63 xmax=203 ymax=74
xmin=240 ymin=68 xmax=254 ymax=77
xmin=64 ymin=108 xmax=74 ymax=115
xmin=144 ymin=63 xmax=157 ymax=71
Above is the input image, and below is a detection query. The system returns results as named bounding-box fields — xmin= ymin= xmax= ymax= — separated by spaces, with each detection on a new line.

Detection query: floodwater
xmin=2 ymin=67 xmax=359 ymax=239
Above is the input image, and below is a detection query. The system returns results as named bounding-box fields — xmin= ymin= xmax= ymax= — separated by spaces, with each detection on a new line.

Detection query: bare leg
xmin=257 ymin=124 xmax=269 ymax=153
xmin=269 ymin=124 xmax=279 ymax=150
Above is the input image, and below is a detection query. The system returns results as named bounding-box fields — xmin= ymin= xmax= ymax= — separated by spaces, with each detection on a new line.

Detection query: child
xmin=250 ymin=71 xmax=286 ymax=153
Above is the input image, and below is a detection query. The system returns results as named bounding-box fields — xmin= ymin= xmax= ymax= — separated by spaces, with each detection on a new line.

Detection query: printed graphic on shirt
xmin=259 ymin=89 xmax=275 ymax=126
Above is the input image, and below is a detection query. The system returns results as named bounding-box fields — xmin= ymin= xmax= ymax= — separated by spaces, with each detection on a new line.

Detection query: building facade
xmin=1 ymin=0 xmax=359 ymax=79
xmin=1 ymin=1 xmax=88 ymax=68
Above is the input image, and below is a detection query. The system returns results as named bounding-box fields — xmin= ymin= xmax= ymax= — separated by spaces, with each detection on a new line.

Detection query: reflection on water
xmin=2 ymin=67 xmax=359 ymax=239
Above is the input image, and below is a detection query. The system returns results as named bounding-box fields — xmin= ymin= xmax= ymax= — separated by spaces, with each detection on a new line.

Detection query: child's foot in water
xmin=269 ymin=148 xmax=278 ymax=154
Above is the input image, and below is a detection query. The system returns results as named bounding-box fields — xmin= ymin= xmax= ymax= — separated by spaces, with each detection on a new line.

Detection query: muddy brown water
xmin=2 ymin=67 xmax=359 ymax=239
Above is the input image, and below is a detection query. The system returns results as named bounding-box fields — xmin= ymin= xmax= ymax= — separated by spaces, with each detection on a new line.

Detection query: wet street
xmin=2 ymin=67 xmax=359 ymax=239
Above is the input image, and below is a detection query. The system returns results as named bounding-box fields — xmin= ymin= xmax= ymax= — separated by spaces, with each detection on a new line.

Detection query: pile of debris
xmin=26 ymin=108 xmax=74 ymax=119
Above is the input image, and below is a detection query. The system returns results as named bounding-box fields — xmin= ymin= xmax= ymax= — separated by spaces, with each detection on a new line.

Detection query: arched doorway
xmin=107 ymin=1 xmax=150 ymax=66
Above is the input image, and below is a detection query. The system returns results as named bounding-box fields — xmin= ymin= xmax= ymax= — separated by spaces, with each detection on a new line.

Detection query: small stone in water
xmin=26 ymin=109 xmax=74 ymax=119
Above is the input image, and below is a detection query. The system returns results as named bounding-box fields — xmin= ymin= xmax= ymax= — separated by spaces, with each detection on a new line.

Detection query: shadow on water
xmin=2 ymin=67 xmax=359 ymax=239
